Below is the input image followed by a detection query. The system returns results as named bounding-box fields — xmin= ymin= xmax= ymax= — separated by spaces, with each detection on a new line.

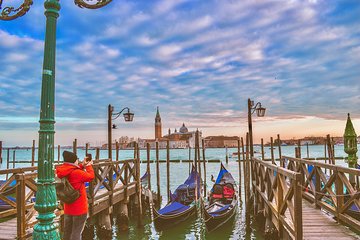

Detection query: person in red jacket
xmin=56 ymin=150 xmax=94 ymax=240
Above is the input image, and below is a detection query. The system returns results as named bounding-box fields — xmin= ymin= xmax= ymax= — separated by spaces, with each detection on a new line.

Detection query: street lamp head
xmin=256 ymin=105 xmax=266 ymax=117
xmin=123 ymin=111 xmax=134 ymax=122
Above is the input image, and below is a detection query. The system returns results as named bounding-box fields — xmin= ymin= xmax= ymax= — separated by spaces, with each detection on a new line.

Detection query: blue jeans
xmin=64 ymin=214 xmax=87 ymax=240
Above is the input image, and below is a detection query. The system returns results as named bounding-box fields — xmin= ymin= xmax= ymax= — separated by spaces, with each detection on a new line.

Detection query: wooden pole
xmin=332 ymin=137 xmax=335 ymax=159
xmin=202 ymin=139 xmax=206 ymax=197
xmin=146 ymin=143 xmax=151 ymax=190
xmin=188 ymin=146 xmax=191 ymax=175
xmin=324 ymin=142 xmax=327 ymax=174
xmin=237 ymin=139 xmax=242 ymax=201
xmin=245 ymin=133 xmax=250 ymax=222
xmin=0 ymin=141 xmax=2 ymax=165
xmin=73 ymin=138 xmax=77 ymax=155
xmin=277 ymin=134 xmax=282 ymax=161
xmin=6 ymin=149 xmax=10 ymax=179
xmin=136 ymin=143 xmax=143 ymax=226
xmin=85 ymin=142 xmax=89 ymax=156
xmin=166 ymin=140 xmax=170 ymax=202
xmin=306 ymin=143 xmax=309 ymax=159
xmin=297 ymin=139 xmax=301 ymax=159
xmin=261 ymin=138 xmax=264 ymax=160
xmin=196 ymin=130 xmax=201 ymax=182
xmin=13 ymin=150 xmax=15 ymax=168
xmin=31 ymin=140 xmax=35 ymax=166
xmin=156 ymin=141 xmax=160 ymax=202
xmin=194 ymin=137 xmax=198 ymax=173
xmin=225 ymin=146 xmax=229 ymax=164
xmin=115 ymin=141 xmax=119 ymax=161
xmin=96 ymin=148 xmax=100 ymax=161
xmin=270 ymin=137 xmax=274 ymax=164
xmin=57 ymin=145 xmax=60 ymax=163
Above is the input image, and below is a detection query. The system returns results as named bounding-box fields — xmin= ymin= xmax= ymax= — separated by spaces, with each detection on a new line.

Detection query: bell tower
xmin=155 ymin=106 xmax=162 ymax=140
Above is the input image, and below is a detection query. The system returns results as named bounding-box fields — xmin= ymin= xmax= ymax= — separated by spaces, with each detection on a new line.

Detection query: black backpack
xmin=55 ymin=170 xmax=80 ymax=204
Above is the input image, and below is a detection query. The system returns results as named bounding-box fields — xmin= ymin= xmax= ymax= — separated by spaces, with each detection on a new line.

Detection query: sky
xmin=0 ymin=0 xmax=360 ymax=147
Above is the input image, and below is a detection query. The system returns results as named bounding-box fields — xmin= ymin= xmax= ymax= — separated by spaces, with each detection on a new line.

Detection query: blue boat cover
xmin=211 ymin=163 xmax=235 ymax=193
xmin=158 ymin=201 xmax=190 ymax=215
xmin=170 ymin=165 xmax=200 ymax=202
xmin=209 ymin=204 xmax=231 ymax=216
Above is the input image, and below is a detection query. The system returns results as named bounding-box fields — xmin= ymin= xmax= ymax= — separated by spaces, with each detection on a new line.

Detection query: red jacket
xmin=56 ymin=162 xmax=94 ymax=215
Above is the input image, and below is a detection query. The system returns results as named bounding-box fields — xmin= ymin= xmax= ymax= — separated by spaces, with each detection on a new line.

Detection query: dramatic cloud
xmin=1 ymin=0 xmax=360 ymax=145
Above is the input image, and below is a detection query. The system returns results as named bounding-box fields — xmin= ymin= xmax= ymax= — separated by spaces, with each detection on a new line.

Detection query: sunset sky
xmin=1 ymin=0 xmax=359 ymax=146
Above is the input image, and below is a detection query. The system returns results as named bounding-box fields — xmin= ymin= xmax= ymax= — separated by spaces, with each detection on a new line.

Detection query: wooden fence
xmin=0 ymin=159 xmax=139 ymax=239
xmin=281 ymin=156 xmax=360 ymax=232
xmin=251 ymin=158 xmax=303 ymax=239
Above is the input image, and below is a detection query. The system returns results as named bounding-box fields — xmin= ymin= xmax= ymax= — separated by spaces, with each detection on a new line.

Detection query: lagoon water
xmin=0 ymin=145 xmax=357 ymax=239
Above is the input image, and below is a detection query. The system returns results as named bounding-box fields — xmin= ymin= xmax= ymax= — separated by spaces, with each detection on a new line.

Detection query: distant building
xmin=140 ymin=107 xmax=202 ymax=148
xmin=204 ymin=136 xmax=239 ymax=148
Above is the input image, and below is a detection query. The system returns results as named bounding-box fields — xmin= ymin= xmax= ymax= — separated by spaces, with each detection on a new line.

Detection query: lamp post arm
xmin=75 ymin=0 xmax=112 ymax=9
xmin=112 ymin=107 xmax=130 ymax=120
xmin=0 ymin=0 xmax=33 ymax=21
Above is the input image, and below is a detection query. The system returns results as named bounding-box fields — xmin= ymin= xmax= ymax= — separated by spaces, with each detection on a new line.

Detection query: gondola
xmin=153 ymin=165 xmax=200 ymax=230
xmin=202 ymin=163 xmax=237 ymax=232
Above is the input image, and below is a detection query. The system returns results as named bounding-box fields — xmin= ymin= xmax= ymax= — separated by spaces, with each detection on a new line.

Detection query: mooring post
xmin=240 ymin=137 xmax=245 ymax=186
xmin=188 ymin=146 xmax=191 ymax=175
xmin=156 ymin=141 xmax=160 ymax=203
xmin=73 ymin=138 xmax=77 ymax=155
xmin=31 ymin=140 xmax=35 ymax=166
xmin=324 ymin=142 xmax=327 ymax=174
xmin=277 ymin=134 xmax=282 ymax=162
xmin=115 ymin=141 xmax=119 ymax=161
xmin=196 ymin=130 xmax=201 ymax=183
xmin=202 ymin=139 xmax=207 ymax=197
xmin=85 ymin=142 xmax=89 ymax=156
xmin=13 ymin=150 xmax=15 ymax=168
xmin=194 ymin=137 xmax=198 ymax=173
xmin=96 ymin=148 xmax=100 ymax=161
xmin=166 ymin=139 xmax=170 ymax=202
xmin=306 ymin=143 xmax=309 ymax=159
xmin=146 ymin=143 xmax=151 ymax=190
xmin=270 ymin=137 xmax=274 ymax=164
xmin=136 ymin=143 xmax=143 ymax=227
xmin=225 ymin=146 xmax=229 ymax=164
xmin=297 ymin=139 xmax=301 ymax=158
xmin=261 ymin=138 xmax=264 ymax=160
xmin=237 ymin=139 xmax=242 ymax=201
xmin=0 ymin=141 xmax=2 ymax=165
xmin=57 ymin=145 xmax=60 ymax=163
xmin=6 ymin=149 xmax=9 ymax=179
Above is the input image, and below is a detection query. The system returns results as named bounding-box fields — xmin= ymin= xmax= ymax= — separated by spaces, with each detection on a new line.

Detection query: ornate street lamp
xmin=108 ymin=105 xmax=134 ymax=160
xmin=1 ymin=1 xmax=113 ymax=239
xmin=247 ymin=98 xmax=266 ymax=157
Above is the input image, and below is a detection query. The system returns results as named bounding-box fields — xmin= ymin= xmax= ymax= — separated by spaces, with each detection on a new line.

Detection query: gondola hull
xmin=203 ymin=199 xmax=237 ymax=232
xmin=153 ymin=204 xmax=196 ymax=230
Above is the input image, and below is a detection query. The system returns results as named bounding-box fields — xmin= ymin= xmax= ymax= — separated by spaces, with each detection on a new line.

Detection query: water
xmin=0 ymin=145 xmax=357 ymax=239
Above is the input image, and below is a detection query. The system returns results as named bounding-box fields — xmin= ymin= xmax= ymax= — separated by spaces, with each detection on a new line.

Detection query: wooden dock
xmin=250 ymin=155 xmax=360 ymax=239
xmin=0 ymin=158 xmax=158 ymax=240
xmin=302 ymin=200 xmax=358 ymax=239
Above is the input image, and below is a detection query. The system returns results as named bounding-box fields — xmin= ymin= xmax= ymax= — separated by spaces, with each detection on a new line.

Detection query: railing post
xmin=277 ymin=172 xmax=284 ymax=238
xmin=16 ymin=173 xmax=26 ymax=239
xmin=335 ymin=168 xmax=344 ymax=220
xmin=293 ymin=174 xmax=303 ymax=240
xmin=314 ymin=166 xmax=321 ymax=209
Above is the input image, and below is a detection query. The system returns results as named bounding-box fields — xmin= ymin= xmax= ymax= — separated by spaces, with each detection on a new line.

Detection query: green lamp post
xmin=1 ymin=0 xmax=113 ymax=238
xmin=344 ymin=113 xmax=358 ymax=186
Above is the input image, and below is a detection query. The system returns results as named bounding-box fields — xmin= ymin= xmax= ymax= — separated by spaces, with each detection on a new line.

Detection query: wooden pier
xmin=250 ymin=156 xmax=360 ymax=239
xmin=0 ymin=158 xmax=158 ymax=240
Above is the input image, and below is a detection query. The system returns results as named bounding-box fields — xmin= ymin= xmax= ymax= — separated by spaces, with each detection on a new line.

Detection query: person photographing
xmin=56 ymin=151 xmax=94 ymax=240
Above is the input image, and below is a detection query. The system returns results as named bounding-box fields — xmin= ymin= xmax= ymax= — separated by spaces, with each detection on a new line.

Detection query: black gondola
xmin=202 ymin=163 xmax=237 ymax=232
xmin=153 ymin=165 xmax=200 ymax=230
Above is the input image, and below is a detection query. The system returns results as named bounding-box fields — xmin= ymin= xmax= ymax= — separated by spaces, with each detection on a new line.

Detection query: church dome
xmin=179 ymin=123 xmax=188 ymax=133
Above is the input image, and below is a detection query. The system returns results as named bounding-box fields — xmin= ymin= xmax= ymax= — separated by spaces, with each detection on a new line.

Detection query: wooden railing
xmin=252 ymin=158 xmax=303 ymax=239
xmin=0 ymin=159 xmax=139 ymax=239
xmin=281 ymin=156 xmax=360 ymax=232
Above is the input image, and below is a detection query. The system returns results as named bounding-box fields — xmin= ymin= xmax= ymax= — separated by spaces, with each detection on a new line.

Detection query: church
xmin=139 ymin=107 xmax=202 ymax=149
